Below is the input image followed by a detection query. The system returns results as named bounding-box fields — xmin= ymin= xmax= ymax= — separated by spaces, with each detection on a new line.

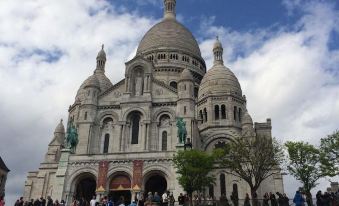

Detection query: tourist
xmin=60 ymin=200 xmax=65 ymax=206
xmin=263 ymin=193 xmax=269 ymax=206
xmin=316 ymin=191 xmax=323 ymax=206
xmin=178 ymin=193 xmax=184 ymax=206
xmin=128 ymin=200 xmax=136 ymax=206
xmin=161 ymin=191 xmax=168 ymax=206
xmin=27 ymin=199 xmax=33 ymax=206
xmin=0 ymin=196 xmax=5 ymax=206
xmin=147 ymin=192 xmax=153 ymax=203
xmin=19 ymin=197 xmax=24 ymax=206
xmin=137 ymin=193 xmax=144 ymax=206
xmin=118 ymin=196 xmax=125 ymax=206
xmin=33 ymin=199 xmax=40 ymax=206
xmin=244 ymin=193 xmax=250 ymax=206
xmin=90 ymin=196 xmax=97 ymax=206
xmin=270 ymin=193 xmax=278 ymax=206
xmin=40 ymin=197 xmax=46 ymax=206
xmin=282 ymin=194 xmax=289 ymax=206
xmin=53 ymin=200 xmax=59 ymax=206
xmin=293 ymin=191 xmax=305 ymax=206
xmin=107 ymin=199 xmax=113 ymax=206
xmin=46 ymin=197 xmax=53 ymax=206
xmin=168 ymin=193 xmax=175 ymax=206
xmin=276 ymin=192 xmax=284 ymax=206
xmin=153 ymin=192 xmax=161 ymax=204
xmin=15 ymin=199 xmax=20 ymax=206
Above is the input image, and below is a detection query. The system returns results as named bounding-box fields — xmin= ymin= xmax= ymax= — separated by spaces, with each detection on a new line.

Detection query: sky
xmin=0 ymin=0 xmax=339 ymax=204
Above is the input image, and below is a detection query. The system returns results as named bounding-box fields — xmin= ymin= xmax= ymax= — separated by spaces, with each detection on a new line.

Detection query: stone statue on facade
xmin=66 ymin=121 xmax=78 ymax=152
xmin=176 ymin=117 xmax=187 ymax=144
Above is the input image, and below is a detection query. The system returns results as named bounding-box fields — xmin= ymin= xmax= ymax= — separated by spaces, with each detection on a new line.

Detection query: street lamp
xmin=184 ymin=138 xmax=192 ymax=150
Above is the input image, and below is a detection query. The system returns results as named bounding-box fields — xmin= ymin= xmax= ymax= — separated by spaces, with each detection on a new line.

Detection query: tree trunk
xmin=306 ymin=192 xmax=313 ymax=206
xmin=251 ymin=188 xmax=258 ymax=206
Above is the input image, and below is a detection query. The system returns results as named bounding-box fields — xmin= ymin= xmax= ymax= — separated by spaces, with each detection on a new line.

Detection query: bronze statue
xmin=176 ymin=117 xmax=187 ymax=144
xmin=66 ymin=121 xmax=78 ymax=152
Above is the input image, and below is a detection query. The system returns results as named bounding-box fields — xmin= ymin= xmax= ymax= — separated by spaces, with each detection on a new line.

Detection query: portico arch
xmin=143 ymin=170 xmax=168 ymax=196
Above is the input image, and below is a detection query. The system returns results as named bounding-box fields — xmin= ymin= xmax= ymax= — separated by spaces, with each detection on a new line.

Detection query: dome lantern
xmin=213 ymin=36 xmax=223 ymax=65
xmin=164 ymin=0 xmax=176 ymax=20
xmin=95 ymin=44 xmax=106 ymax=73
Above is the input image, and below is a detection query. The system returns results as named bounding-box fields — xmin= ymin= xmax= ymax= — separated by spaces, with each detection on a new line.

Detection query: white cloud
xmin=199 ymin=0 xmax=339 ymax=197
xmin=0 ymin=0 xmax=157 ymax=204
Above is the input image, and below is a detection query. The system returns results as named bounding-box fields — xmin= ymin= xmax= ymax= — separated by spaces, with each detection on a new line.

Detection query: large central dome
xmin=137 ymin=18 xmax=202 ymax=58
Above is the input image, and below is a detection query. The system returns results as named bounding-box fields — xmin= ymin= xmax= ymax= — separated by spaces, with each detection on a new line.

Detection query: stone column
xmin=119 ymin=124 xmax=124 ymax=151
xmin=143 ymin=123 xmax=147 ymax=150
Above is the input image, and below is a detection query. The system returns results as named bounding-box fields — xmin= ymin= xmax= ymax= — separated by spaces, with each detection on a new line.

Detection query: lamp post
xmin=184 ymin=138 xmax=192 ymax=150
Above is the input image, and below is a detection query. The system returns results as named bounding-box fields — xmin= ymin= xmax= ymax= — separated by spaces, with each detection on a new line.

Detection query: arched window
xmin=233 ymin=106 xmax=237 ymax=121
xmin=84 ymin=112 xmax=87 ymax=120
xmin=238 ymin=108 xmax=242 ymax=122
xmin=131 ymin=113 xmax=140 ymax=144
xmin=103 ymin=134 xmax=109 ymax=153
xmin=170 ymin=81 xmax=177 ymax=89
xmin=199 ymin=110 xmax=203 ymax=122
xmin=215 ymin=105 xmax=220 ymax=120
xmin=204 ymin=108 xmax=207 ymax=122
xmin=232 ymin=183 xmax=238 ymax=198
xmin=220 ymin=174 xmax=226 ymax=195
xmin=221 ymin=105 xmax=226 ymax=119
xmin=162 ymin=131 xmax=167 ymax=151
xmin=184 ymin=106 xmax=187 ymax=115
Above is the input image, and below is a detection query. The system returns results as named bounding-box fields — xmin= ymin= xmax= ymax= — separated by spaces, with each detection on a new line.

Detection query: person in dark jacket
xmin=244 ymin=193 xmax=251 ymax=206
xmin=316 ymin=191 xmax=323 ymax=206
xmin=293 ymin=191 xmax=305 ymax=206
xmin=46 ymin=197 xmax=53 ymax=206
xmin=263 ymin=193 xmax=269 ymax=206
xmin=270 ymin=193 xmax=278 ymax=206
xmin=282 ymin=194 xmax=289 ymax=206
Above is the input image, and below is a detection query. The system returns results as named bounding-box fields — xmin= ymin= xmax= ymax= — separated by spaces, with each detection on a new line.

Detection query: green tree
xmin=218 ymin=135 xmax=284 ymax=203
xmin=172 ymin=149 xmax=216 ymax=204
xmin=320 ymin=130 xmax=339 ymax=176
xmin=285 ymin=141 xmax=324 ymax=206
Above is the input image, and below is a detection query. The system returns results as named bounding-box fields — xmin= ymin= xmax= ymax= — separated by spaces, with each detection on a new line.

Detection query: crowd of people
xmin=10 ymin=196 xmax=65 ymax=206
xmin=7 ymin=189 xmax=339 ymax=206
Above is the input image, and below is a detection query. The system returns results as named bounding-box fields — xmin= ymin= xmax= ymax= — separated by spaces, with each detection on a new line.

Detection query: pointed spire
xmin=164 ymin=0 xmax=176 ymax=20
xmin=213 ymin=36 xmax=223 ymax=65
xmin=95 ymin=44 xmax=106 ymax=73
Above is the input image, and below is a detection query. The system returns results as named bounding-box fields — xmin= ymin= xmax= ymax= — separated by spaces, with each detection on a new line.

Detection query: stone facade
xmin=0 ymin=157 xmax=10 ymax=198
xmin=23 ymin=0 xmax=284 ymax=203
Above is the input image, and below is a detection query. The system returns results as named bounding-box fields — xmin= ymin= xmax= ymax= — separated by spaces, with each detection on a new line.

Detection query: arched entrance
xmin=144 ymin=174 xmax=167 ymax=196
xmin=75 ymin=173 xmax=96 ymax=202
xmin=108 ymin=173 xmax=132 ymax=205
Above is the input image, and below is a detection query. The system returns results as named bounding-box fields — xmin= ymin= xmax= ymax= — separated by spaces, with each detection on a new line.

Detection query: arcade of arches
xmin=72 ymin=168 xmax=168 ymax=204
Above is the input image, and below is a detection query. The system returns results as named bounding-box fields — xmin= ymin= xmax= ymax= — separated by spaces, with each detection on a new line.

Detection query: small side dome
xmin=198 ymin=37 xmax=242 ymax=99
xmin=242 ymin=110 xmax=253 ymax=126
xmin=179 ymin=68 xmax=193 ymax=82
xmin=54 ymin=119 xmax=65 ymax=134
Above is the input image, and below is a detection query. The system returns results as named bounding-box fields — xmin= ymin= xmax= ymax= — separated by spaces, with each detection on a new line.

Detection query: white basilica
xmin=23 ymin=0 xmax=284 ymax=203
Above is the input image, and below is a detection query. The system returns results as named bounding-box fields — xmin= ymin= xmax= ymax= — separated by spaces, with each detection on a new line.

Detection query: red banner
xmin=96 ymin=161 xmax=108 ymax=192
xmin=132 ymin=160 xmax=143 ymax=191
